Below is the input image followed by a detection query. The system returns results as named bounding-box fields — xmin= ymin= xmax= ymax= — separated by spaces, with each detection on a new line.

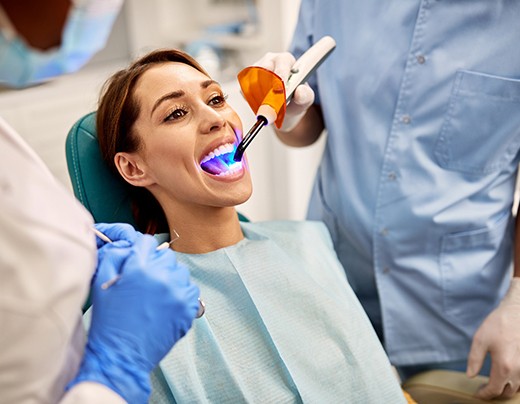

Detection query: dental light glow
xmin=201 ymin=143 xmax=243 ymax=176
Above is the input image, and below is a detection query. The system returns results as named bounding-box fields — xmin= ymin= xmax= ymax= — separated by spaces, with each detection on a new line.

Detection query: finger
xmin=96 ymin=238 xmax=132 ymax=262
xmin=93 ymin=245 xmax=132 ymax=286
xmin=291 ymin=84 xmax=315 ymax=108
xmin=176 ymin=284 xmax=201 ymax=335
xmin=476 ymin=379 xmax=516 ymax=400
xmin=165 ymin=278 xmax=201 ymax=339
xmin=125 ymin=234 xmax=160 ymax=270
xmin=166 ymin=257 xmax=194 ymax=287
xmin=467 ymin=335 xmax=487 ymax=377
xmin=95 ymin=222 xmax=138 ymax=243
xmin=476 ymin=380 xmax=506 ymax=400
xmin=500 ymin=380 xmax=519 ymax=399
xmin=93 ymin=227 xmax=112 ymax=248
xmin=254 ymin=52 xmax=296 ymax=82
xmin=475 ymin=363 xmax=510 ymax=400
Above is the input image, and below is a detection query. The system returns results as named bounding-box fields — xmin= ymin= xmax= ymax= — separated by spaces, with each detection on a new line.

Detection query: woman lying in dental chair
xmin=94 ymin=48 xmax=409 ymax=403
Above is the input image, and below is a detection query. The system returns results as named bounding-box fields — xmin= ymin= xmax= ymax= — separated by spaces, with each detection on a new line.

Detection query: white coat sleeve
xmin=0 ymin=117 xmax=96 ymax=403
xmin=61 ymin=382 xmax=127 ymax=404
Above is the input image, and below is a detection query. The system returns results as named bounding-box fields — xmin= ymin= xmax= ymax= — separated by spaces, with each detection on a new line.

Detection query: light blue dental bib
xmin=150 ymin=221 xmax=405 ymax=403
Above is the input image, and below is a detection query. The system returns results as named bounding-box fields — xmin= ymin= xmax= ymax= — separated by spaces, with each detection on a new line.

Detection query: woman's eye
xmin=209 ymin=94 xmax=227 ymax=107
xmin=164 ymin=108 xmax=187 ymax=122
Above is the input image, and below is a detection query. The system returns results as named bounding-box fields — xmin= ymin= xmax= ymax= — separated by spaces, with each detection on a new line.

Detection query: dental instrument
xmin=156 ymin=229 xmax=180 ymax=250
xmin=93 ymin=228 xmax=205 ymax=318
xmin=233 ymin=35 xmax=336 ymax=162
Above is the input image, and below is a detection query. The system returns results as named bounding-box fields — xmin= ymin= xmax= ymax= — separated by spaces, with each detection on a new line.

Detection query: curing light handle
xmin=234 ymin=115 xmax=268 ymax=162
xmin=285 ymin=35 xmax=336 ymax=103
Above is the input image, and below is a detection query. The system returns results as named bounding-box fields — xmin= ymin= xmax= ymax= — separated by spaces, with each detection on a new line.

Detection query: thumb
xmin=281 ymin=84 xmax=315 ymax=132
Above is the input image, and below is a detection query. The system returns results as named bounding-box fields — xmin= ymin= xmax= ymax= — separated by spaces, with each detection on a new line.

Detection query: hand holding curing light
xmin=233 ymin=68 xmax=286 ymax=162
xmin=233 ymin=36 xmax=336 ymax=162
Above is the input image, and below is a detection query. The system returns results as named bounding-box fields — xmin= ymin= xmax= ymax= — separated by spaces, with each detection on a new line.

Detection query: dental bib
xmin=150 ymin=221 xmax=406 ymax=403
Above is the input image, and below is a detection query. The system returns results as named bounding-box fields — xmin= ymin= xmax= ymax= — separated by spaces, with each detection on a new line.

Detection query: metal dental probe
xmin=93 ymin=228 xmax=205 ymax=318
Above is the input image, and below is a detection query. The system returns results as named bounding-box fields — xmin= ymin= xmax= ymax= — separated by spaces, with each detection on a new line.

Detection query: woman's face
xmin=119 ymin=62 xmax=252 ymax=211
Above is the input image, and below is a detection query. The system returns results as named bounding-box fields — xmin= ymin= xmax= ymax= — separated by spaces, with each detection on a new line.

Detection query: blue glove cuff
xmin=67 ymin=340 xmax=151 ymax=404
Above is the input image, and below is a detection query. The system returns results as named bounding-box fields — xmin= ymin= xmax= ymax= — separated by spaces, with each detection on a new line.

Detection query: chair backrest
xmin=65 ymin=111 xmax=248 ymax=229
xmin=66 ymin=111 xmax=137 ymax=226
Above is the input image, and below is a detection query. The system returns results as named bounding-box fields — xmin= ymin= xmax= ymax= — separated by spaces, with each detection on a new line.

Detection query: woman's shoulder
xmin=243 ymin=219 xmax=327 ymax=232
xmin=242 ymin=220 xmax=333 ymax=249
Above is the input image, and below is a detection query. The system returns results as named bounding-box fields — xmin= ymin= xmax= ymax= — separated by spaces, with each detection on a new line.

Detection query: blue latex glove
xmin=94 ymin=222 xmax=138 ymax=248
xmin=69 ymin=228 xmax=200 ymax=403
xmin=89 ymin=223 xmax=138 ymax=287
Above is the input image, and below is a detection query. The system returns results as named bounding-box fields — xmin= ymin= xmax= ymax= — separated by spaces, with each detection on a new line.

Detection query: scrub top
xmin=150 ymin=221 xmax=406 ymax=403
xmin=291 ymin=0 xmax=520 ymax=365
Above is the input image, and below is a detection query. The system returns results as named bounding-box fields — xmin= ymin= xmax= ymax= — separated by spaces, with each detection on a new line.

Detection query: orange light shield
xmin=237 ymin=66 xmax=287 ymax=129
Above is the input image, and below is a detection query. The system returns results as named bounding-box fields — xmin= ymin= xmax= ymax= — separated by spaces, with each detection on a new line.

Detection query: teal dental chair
xmin=65 ymin=111 xmax=136 ymax=226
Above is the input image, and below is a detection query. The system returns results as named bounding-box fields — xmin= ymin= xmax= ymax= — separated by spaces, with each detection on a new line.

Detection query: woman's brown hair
xmin=96 ymin=49 xmax=209 ymax=234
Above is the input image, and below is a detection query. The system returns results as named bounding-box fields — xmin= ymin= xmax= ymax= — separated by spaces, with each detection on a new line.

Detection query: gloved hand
xmin=94 ymin=222 xmax=138 ymax=248
xmin=68 ymin=231 xmax=200 ymax=403
xmin=90 ymin=222 xmax=139 ymax=288
xmin=467 ymin=277 xmax=520 ymax=400
xmin=254 ymin=52 xmax=315 ymax=132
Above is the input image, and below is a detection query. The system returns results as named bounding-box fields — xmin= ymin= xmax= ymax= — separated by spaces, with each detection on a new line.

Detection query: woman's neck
xmin=164 ymin=206 xmax=244 ymax=254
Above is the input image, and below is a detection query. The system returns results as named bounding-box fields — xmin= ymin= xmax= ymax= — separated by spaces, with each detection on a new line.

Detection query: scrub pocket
xmin=440 ymin=212 xmax=513 ymax=326
xmin=435 ymin=70 xmax=520 ymax=175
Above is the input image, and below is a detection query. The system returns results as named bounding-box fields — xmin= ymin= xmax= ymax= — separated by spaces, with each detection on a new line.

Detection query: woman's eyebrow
xmin=201 ymin=79 xmax=219 ymax=89
xmin=151 ymin=90 xmax=185 ymax=117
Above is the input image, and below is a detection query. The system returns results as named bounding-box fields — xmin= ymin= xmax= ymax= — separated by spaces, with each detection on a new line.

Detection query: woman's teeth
xmin=200 ymin=143 xmax=243 ymax=176
xmin=215 ymin=161 xmax=243 ymax=177
xmin=201 ymin=143 xmax=234 ymax=164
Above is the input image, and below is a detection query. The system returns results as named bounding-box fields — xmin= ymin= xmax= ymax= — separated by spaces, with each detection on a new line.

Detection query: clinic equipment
xmin=93 ymin=227 xmax=206 ymax=318
xmin=233 ymin=36 xmax=336 ymax=161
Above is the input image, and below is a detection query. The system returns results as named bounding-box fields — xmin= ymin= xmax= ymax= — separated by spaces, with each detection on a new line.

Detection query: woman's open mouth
xmin=200 ymin=142 xmax=243 ymax=177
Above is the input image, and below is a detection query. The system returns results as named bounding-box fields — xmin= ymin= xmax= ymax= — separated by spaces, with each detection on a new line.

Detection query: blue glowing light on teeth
xmin=200 ymin=144 xmax=243 ymax=175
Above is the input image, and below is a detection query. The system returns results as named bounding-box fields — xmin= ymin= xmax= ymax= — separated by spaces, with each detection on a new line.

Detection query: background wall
xmin=0 ymin=0 xmax=324 ymax=222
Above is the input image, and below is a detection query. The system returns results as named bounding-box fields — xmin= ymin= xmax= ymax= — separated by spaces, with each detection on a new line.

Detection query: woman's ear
xmin=114 ymin=152 xmax=154 ymax=187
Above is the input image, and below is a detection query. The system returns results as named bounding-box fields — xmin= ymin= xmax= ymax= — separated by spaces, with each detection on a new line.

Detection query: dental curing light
xmin=233 ymin=36 xmax=336 ymax=162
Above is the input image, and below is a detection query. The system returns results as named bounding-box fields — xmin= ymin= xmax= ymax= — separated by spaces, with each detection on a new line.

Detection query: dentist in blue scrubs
xmin=257 ymin=0 xmax=520 ymax=400
xmin=0 ymin=1 xmax=199 ymax=403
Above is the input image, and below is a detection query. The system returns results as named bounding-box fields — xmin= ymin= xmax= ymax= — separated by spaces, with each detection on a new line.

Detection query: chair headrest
xmin=65 ymin=111 xmax=136 ymax=226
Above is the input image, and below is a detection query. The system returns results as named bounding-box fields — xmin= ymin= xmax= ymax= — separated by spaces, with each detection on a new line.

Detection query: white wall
xmin=0 ymin=0 xmax=324 ymax=222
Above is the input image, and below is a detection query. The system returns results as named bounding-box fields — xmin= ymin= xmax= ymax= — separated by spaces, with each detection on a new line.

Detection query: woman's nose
xmin=200 ymin=106 xmax=226 ymax=134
